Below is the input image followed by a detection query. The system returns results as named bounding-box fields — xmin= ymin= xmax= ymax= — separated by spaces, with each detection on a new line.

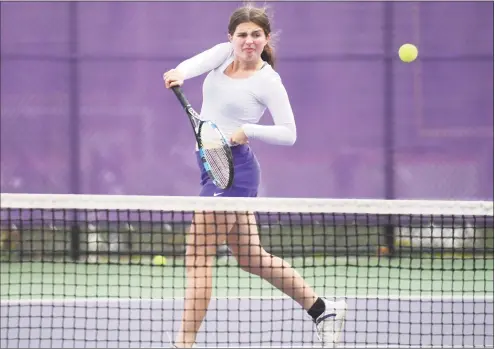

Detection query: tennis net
xmin=0 ymin=193 xmax=493 ymax=348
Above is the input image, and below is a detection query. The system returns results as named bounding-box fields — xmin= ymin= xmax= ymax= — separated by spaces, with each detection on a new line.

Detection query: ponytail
xmin=261 ymin=43 xmax=276 ymax=69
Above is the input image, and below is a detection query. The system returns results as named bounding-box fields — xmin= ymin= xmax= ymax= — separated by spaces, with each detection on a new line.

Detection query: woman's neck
xmin=231 ymin=58 xmax=264 ymax=72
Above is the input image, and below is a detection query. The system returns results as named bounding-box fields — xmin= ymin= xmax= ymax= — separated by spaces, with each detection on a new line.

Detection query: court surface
xmin=1 ymin=257 xmax=493 ymax=348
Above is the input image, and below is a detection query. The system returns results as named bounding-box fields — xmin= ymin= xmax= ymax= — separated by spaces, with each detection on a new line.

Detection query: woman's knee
xmin=234 ymin=247 xmax=270 ymax=274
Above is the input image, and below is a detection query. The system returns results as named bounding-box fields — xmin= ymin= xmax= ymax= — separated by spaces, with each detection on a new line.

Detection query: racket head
xmin=197 ymin=121 xmax=234 ymax=190
xmin=170 ymin=86 xmax=234 ymax=190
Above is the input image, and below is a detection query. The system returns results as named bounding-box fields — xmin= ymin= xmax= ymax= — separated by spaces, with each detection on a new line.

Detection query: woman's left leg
xmin=226 ymin=211 xmax=318 ymax=311
xmin=225 ymin=211 xmax=348 ymax=347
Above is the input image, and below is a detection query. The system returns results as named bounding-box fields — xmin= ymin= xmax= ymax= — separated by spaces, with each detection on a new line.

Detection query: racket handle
xmin=171 ymin=86 xmax=191 ymax=109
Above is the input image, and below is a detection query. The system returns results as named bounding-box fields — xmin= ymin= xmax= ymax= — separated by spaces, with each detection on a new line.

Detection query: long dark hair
xmin=228 ymin=4 xmax=276 ymax=68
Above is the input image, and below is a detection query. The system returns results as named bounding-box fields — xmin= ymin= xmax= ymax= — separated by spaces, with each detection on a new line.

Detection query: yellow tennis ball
xmin=152 ymin=255 xmax=167 ymax=266
xmin=398 ymin=43 xmax=418 ymax=63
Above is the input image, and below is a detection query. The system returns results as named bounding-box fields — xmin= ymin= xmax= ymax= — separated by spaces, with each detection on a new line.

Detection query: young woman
xmin=163 ymin=4 xmax=347 ymax=348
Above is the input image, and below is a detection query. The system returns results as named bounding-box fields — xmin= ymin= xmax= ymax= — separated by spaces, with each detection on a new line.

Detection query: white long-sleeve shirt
xmin=176 ymin=42 xmax=297 ymax=146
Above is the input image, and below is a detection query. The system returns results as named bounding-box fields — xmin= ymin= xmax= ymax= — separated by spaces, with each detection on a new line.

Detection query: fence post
xmin=69 ymin=1 xmax=81 ymax=262
xmin=383 ymin=2 xmax=396 ymax=257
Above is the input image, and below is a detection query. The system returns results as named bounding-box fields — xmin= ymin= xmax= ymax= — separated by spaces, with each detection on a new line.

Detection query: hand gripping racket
xmin=171 ymin=86 xmax=234 ymax=190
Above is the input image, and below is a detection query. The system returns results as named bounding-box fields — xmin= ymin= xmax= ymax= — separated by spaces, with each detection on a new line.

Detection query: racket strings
xmin=204 ymin=146 xmax=231 ymax=188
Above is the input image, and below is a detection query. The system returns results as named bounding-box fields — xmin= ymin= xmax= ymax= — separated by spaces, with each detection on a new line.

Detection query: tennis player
xmin=163 ymin=4 xmax=348 ymax=348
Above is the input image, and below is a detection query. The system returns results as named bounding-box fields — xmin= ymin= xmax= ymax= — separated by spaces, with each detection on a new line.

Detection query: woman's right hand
xmin=163 ymin=69 xmax=185 ymax=89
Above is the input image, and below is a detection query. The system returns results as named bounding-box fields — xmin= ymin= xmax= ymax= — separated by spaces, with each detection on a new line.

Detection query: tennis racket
xmin=171 ymin=86 xmax=234 ymax=190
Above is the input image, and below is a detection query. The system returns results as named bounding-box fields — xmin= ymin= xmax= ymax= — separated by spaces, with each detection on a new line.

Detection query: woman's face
xmin=229 ymin=21 xmax=269 ymax=64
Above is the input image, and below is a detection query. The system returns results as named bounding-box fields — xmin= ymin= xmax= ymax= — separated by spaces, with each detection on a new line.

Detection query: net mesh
xmin=0 ymin=193 xmax=493 ymax=348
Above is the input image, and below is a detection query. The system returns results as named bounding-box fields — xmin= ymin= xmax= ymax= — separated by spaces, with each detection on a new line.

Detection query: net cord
xmin=1 ymin=193 xmax=493 ymax=216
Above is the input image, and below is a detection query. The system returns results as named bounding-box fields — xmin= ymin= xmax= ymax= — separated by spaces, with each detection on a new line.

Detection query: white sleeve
xmin=176 ymin=42 xmax=233 ymax=80
xmin=242 ymin=75 xmax=297 ymax=146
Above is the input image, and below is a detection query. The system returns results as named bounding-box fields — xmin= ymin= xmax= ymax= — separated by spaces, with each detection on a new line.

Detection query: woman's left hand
xmin=230 ymin=128 xmax=249 ymax=145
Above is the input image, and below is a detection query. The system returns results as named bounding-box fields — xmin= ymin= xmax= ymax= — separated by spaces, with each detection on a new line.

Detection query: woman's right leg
xmin=174 ymin=211 xmax=236 ymax=348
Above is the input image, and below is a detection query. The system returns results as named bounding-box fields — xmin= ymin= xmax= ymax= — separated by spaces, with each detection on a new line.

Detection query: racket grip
xmin=171 ymin=86 xmax=191 ymax=108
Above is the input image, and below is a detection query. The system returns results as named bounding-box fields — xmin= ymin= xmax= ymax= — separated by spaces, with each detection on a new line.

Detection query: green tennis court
xmin=1 ymin=256 xmax=493 ymax=298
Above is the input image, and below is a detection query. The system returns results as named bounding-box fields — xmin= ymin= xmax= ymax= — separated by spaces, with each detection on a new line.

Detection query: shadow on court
xmin=1 ymin=297 xmax=493 ymax=348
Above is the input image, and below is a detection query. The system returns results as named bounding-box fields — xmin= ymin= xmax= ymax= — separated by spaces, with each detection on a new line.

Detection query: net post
xmin=70 ymin=217 xmax=81 ymax=261
xmin=384 ymin=221 xmax=396 ymax=258
xmin=18 ymin=216 xmax=25 ymax=261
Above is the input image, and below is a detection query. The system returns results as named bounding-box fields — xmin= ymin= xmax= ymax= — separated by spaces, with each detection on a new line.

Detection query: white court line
xmin=252 ymin=347 xmax=488 ymax=349
xmin=165 ymin=343 xmax=494 ymax=349
xmin=0 ymin=295 xmax=493 ymax=306
xmin=155 ymin=346 xmax=492 ymax=349
xmin=151 ymin=346 xmax=493 ymax=349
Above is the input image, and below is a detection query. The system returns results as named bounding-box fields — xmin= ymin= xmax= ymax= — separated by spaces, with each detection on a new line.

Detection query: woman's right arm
xmin=176 ymin=42 xmax=233 ymax=80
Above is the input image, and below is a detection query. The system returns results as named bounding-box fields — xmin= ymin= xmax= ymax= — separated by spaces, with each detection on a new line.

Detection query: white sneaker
xmin=315 ymin=298 xmax=348 ymax=348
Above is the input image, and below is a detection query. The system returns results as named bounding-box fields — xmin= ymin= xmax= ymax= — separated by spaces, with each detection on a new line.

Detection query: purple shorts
xmin=196 ymin=144 xmax=260 ymax=197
